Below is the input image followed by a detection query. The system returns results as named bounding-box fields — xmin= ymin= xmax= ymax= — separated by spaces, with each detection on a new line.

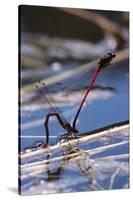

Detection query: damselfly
xmin=33 ymin=53 xmax=115 ymax=148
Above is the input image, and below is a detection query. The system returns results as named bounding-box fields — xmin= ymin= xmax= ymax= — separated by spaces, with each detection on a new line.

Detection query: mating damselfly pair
xmin=27 ymin=53 xmax=115 ymax=148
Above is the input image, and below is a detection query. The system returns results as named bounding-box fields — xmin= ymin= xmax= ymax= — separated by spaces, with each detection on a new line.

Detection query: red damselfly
xmin=33 ymin=53 xmax=115 ymax=148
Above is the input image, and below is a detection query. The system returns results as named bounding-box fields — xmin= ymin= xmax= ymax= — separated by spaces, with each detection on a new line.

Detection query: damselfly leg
xmin=57 ymin=131 xmax=79 ymax=145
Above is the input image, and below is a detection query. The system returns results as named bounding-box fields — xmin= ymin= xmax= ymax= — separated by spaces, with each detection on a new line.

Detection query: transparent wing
xmin=32 ymin=79 xmax=68 ymax=124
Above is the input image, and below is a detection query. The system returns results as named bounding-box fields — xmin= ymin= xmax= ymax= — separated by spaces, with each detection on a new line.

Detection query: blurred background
xmin=20 ymin=6 xmax=129 ymax=68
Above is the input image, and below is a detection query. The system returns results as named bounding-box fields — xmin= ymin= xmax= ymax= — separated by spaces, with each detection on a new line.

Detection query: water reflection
xmin=20 ymin=122 xmax=129 ymax=195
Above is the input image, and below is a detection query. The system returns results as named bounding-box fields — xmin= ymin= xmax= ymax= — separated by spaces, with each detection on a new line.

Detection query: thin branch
xmin=109 ymin=168 xmax=121 ymax=189
xmin=20 ymin=140 xmax=128 ymax=177
xmin=20 ymin=123 xmax=129 ymax=160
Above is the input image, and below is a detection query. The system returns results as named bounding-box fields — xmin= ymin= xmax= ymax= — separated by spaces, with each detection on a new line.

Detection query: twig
xmin=109 ymin=168 xmax=121 ymax=189
xmin=20 ymin=123 xmax=129 ymax=160
xmin=20 ymin=140 xmax=128 ymax=177
xmin=96 ymin=153 xmax=129 ymax=161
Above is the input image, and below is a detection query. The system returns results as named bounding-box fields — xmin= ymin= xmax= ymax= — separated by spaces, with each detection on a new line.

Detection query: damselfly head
xmin=99 ymin=53 xmax=115 ymax=69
